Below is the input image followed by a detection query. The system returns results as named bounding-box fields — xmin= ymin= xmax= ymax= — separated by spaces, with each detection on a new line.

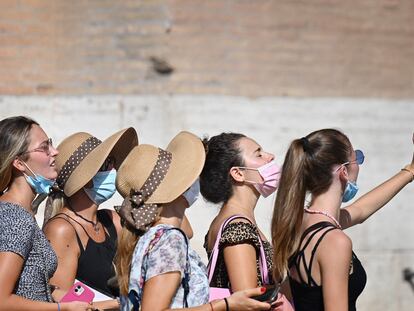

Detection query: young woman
xmin=200 ymin=133 xmax=280 ymax=289
xmin=271 ymin=129 xmax=414 ymax=311
xmin=0 ymin=116 xmax=89 ymax=311
xmin=115 ymin=131 xmax=272 ymax=311
xmin=43 ymin=128 xmax=138 ymax=310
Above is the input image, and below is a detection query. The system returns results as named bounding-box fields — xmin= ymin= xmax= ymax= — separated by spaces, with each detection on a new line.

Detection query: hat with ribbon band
xmin=115 ymin=131 xmax=205 ymax=231
xmin=55 ymin=127 xmax=138 ymax=197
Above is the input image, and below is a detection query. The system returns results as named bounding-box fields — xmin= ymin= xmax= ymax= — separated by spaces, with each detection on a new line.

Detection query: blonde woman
xmin=272 ymin=129 xmax=414 ymax=311
xmin=0 ymin=116 xmax=89 ymax=311
xmin=115 ymin=131 xmax=271 ymax=311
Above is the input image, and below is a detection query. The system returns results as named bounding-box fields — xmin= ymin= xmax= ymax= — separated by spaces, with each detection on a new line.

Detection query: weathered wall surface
xmin=1 ymin=0 xmax=414 ymax=97
xmin=1 ymin=98 xmax=413 ymax=310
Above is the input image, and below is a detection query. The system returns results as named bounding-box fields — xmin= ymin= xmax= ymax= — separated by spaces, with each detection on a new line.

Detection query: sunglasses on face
xmin=20 ymin=138 xmax=54 ymax=156
xmin=343 ymin=149 xmax=365 ymax=166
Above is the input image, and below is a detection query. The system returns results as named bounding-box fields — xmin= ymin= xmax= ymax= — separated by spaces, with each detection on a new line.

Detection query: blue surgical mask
xmin=183 ymin=179 xmax=200 ymax=207
xmin=23 ymin=163 xmax=55 ymax=195
xmin=84 ymin=169 xmax=117 ymax=205
xmin=342 ymin=180 xmax=359 ymax=202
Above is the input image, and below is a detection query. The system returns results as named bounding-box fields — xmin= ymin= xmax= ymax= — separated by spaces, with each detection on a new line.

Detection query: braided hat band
xmin=115 ymin=148 xmax=172 ymax=231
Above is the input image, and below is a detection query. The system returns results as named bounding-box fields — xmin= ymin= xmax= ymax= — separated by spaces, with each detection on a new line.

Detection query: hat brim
xmin=116 ymin=131 xmax=205 ymax=204
xmin=64 ymin=127 xmax=138 ymax=197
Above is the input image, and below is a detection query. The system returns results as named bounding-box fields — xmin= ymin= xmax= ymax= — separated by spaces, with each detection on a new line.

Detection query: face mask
xmin=183 ymin=179 xmax=200 ymax=207
xmin=84 ymin=169 xmax=117 ymax=205
xmin=23 ymin=162 xmax=55 ymax=195
xmin=342 ymin=180 xmax=359 ymax=202
xmin=243 ymin=160 xmax=281 ymax=197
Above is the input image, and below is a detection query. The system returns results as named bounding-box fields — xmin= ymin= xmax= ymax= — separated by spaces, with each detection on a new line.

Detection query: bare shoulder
xmin=43 ymin=216 xmax=77 ymax=241
xmin=318 ymin=229 xmax=352 ymax=262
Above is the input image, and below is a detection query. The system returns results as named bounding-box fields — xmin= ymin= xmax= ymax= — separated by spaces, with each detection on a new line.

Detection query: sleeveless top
xmin=204 ymin=221 xmax=274 ymax=288
xmin=0 ymin=201 xmax=57 ymax=301
xmin=53 ymin=209 xmax=118 ymax=296
xmin=289 ymin=221 xmax=367 ymax=311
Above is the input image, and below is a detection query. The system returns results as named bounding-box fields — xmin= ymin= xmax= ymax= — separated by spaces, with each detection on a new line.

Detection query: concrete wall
xmin=1 ymin=98 xmax=413 ymax=310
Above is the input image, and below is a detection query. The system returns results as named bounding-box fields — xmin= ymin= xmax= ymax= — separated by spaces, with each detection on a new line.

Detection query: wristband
xmin=57 ymin=302 xmax=60 ymax=311
xmin=401 ymin=168 xmax=414 ymax=182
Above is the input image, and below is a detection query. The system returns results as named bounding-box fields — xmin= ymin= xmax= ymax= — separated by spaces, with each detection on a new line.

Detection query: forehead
xmin=27 ymin=124 xmax=48 ymax=147
xmin=237 ymin=137 xmax=260 ymax=155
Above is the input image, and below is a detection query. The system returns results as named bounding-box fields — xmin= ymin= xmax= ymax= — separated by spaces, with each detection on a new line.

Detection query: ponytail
xmin=271 ymin=139 xmax=307 ymax=281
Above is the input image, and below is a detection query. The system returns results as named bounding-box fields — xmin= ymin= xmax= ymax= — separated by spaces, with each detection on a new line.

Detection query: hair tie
xmin=300 ymin=137 xmax=311 ymax=153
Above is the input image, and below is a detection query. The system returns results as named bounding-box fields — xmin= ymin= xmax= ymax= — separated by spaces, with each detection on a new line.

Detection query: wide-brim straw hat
xmin=56 ymin=127 xmax=138 ymax=197
xmin=116 ymin=131 xmax=205 ymax=204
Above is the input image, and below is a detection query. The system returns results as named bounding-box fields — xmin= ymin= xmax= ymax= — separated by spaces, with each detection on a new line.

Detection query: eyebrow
xmin=253 ymin=147 xmax=261 ymax=154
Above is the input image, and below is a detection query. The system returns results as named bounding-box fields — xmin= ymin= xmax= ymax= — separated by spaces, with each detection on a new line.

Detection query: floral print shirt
xmin=121 ymin=224 xmax=209 ymax=310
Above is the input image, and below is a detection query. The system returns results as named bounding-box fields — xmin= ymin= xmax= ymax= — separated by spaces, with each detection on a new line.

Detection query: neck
xmin=222 ymin=185 xmax=259 ymax=219
xmin=67 ymin=189 xmax=98 ymax=222
xmin=1 ymin=176 xmax=36 ymax=214
xmin=307 ymin=182 xmax=343 ymax=220
xmin=155 ymin=196 xmax=187 ymax=228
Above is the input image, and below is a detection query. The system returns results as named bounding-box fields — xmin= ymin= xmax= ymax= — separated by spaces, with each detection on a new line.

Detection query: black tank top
xmin=54 ymin=210 xmax=118 ymax=296
xmin=288 ymin=222 xmax=367 ymax=311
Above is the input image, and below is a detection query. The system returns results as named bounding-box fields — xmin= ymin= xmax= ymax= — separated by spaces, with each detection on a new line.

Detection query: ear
xmin=12 ymin=157 xmax=27 ymax=174
xmin=229 ymin=166 xmax=245 ymax=183
xmin=338 ymin=165 xmax=349 ymax=183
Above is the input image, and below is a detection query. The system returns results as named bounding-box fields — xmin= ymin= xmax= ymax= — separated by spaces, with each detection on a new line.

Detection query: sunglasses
xmin=20 ymin=138 xmax=54 ymax=156
xmin=343 ymin=149 xmax=365 ymax=166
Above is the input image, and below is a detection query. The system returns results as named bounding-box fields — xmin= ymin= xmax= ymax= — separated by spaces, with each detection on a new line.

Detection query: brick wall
xmin=1 ymin=0 xmax=414 ymax=97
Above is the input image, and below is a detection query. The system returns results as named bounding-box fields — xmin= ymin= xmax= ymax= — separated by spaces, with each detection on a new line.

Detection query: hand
xmin=226 ymin=287 xmax=271 ymax=310
xmin=60 ymin=301 xmax=91 ymax=311
xmin=270 ymin=293 xmax=294 ymax=311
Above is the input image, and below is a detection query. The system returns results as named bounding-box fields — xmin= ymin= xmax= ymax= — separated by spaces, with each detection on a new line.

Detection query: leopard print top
xmin=204 ymin=222 xmax=274 ymax=288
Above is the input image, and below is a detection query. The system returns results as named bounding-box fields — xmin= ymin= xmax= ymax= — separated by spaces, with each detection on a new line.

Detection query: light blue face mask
xmin=342 ymin=180 xmax=359 ymax=202
xmin=23 ymin=163 xmax=55 ymax=195
xmin=84 ymin=169 xmax=117 ymax=205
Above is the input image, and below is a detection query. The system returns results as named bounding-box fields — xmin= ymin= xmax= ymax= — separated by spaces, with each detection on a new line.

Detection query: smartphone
xmin=60 ymin=281 xmax=95 ymax=303
xmin=251 ymin=285 xmax=280 ymax=303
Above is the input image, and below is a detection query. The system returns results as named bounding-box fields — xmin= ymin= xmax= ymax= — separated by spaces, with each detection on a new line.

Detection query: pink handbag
xmin=207 ymin=215 xmax=269 ymax=301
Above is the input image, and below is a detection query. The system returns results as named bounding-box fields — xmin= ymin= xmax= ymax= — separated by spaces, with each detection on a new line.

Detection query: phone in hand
xmin=251 ymin=285 xmax=280 ymax=303
xmin=60 ymin=281 xmax=95 ymax=303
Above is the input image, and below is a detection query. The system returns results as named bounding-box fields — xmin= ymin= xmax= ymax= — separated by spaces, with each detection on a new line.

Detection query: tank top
xmin=54 ymin=210 xmax=118 ymax=296
xmin=288 ymin=221 xmax=367 ymax=311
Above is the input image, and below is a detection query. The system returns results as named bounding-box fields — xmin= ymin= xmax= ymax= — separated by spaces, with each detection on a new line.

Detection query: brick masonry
xmin=1 ymin=0 xmax=414 ymax=97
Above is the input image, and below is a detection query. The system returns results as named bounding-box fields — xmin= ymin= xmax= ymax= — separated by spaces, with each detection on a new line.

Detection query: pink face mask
xmin=240 ymin=160 xmax=282 ymax=197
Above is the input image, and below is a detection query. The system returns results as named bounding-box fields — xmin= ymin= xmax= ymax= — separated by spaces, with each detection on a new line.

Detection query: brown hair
xmin=0 ymin=116 xmax=39 ymax=192
xmin=271 ymin=128 xmax=351 ymax=281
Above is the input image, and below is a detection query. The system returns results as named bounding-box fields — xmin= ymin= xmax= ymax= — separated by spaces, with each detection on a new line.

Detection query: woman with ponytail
xmin=271 ymin=129 xmax=414 ymax=311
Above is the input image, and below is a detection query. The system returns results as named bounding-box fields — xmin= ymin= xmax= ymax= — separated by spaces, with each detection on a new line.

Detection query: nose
xmin=265 ymin=152 xmax=275 ymax=162
xmin=50 ymin=145 xmax=59 ymax=157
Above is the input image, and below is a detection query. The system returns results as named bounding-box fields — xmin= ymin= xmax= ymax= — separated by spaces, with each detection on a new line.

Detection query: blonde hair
xmin=115 ymin=213 xmax=161 ymax=295
xmin=0 ymin=116 xmax=39 ymax=191
xmin=271 ymin=129 xmax=351 ymax=281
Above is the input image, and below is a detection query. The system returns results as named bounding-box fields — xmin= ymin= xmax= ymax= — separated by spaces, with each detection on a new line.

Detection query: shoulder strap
xmin=50 ymin=214 xmax=85 ymax=252
xmin=207 ymin=215 xmax=269 ymax=285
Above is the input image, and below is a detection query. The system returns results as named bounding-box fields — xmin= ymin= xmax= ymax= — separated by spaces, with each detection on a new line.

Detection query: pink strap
xmin=207 ymin=215 xmax=269 ymax=284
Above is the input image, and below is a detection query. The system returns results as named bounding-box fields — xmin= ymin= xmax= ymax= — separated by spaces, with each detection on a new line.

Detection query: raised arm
xmin=340 ymin=136 xmax=414 ymax=229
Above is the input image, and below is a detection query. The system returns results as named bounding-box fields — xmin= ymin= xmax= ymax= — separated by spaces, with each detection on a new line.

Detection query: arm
xmin=340 ymin=166 xmax=413 ymax=229
xmin=319 ymin=231 xmax=352 ymax=311
xmin=43 ymin=218 xmax=80 ymax=297
xmin=142 ymin=274 xmax=270 ymax=311
xmin=0 ymin=252 xmax=87 ymax=311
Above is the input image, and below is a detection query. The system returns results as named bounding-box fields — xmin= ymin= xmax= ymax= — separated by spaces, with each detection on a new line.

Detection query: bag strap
xmin=207 ymin=215 xmax=269 ymax=285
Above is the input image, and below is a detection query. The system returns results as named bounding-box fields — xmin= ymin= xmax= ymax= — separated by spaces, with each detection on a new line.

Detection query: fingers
xmin=242 ymin=286 xmax=267 ymax=297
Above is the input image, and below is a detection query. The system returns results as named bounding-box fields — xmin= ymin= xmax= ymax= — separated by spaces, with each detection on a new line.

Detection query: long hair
xmin=115 ymin=214 xmax=161 ymax=295
xmin=271 ymin=129 xmax=351 ymax=281
xmin=0 ymin=116 xmax=39 ymax=192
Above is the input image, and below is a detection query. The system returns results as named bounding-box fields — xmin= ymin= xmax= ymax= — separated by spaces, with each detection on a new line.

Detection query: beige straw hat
xmin=116 ymin=131 xmax=205 ymax=204
xmin=56 ymin=127 xmax=138 ymax=197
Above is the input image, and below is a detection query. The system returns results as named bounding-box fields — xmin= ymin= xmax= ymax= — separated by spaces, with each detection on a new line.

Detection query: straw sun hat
xmin=56 ymin=127 xmax=138 ymax=197
xmin=116 ymin=131 xmax=205 ymax=204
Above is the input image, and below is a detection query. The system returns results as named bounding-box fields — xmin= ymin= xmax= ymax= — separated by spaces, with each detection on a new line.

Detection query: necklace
xmin=70 ymin=208 xmax=100 ymax=233
xmin=304 ymin=208 xmax=342 ymax=229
